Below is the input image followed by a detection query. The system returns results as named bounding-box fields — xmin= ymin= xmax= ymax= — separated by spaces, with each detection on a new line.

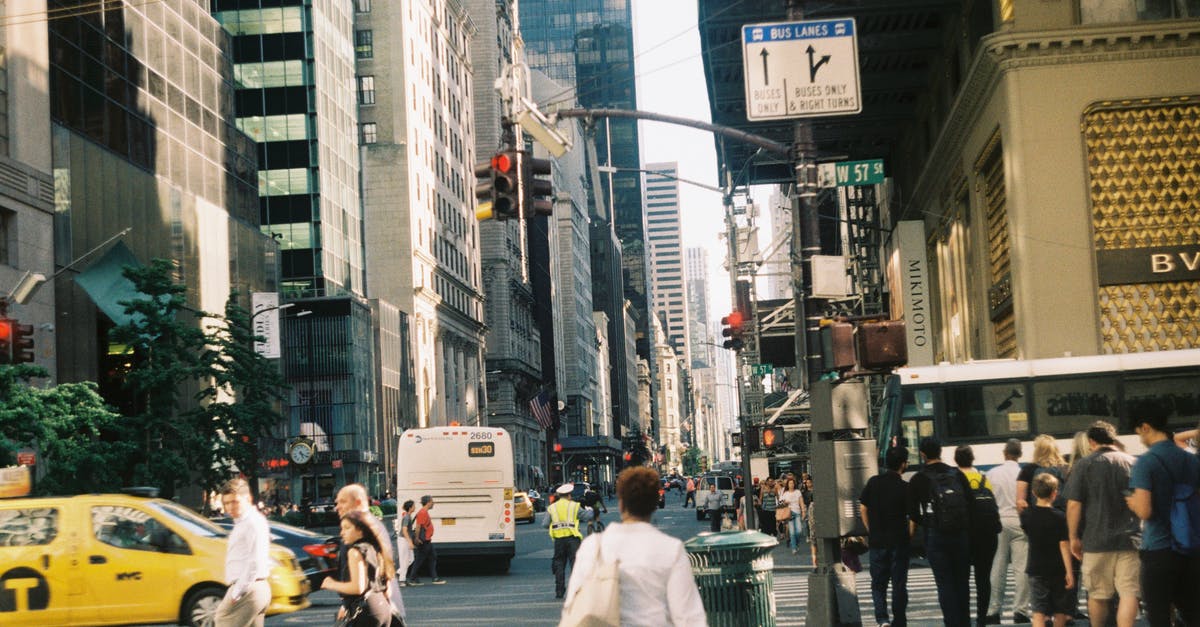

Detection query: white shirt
xmin=779 ymin=489 xmax=804 ymax=515
xmin=563 ymin=521 xmax=706 ymax=627
xmin=700 ymin=490 xmax=724 ymax=511
xmin=985 ymin=459 xmax=1022 ymax=518
xmin=225 ymin=507 xmax=271 ymax=599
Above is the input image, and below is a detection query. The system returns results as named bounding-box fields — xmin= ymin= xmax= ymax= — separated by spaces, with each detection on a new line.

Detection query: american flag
xmin=529 ymin=389 xmax=555 ymax=430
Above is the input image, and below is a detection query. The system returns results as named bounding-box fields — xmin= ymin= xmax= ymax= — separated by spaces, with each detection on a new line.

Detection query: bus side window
xmin=1033 ymin=375 xmax=1119 ymax=435
xmin=944 ymin=383 xmax=1030 ymax=438
xmin=1125 ymin=375 xmax=1200 ymax=432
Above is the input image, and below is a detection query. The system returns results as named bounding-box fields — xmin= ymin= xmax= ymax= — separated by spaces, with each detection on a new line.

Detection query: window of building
xmin=0 ymin=208 xmax=11 ymax=265
xmin=355 ymin=0 xmax=371 ymax=13
xmin=1080 ymin=0 xmax=1198 ymax=22
xmin=361 ymin=122 xmax=377 ymax=145
xmin=358 ymin=76 xmax=375 ymax=105
xmin=355 ymin=30 xmax=373 ymax=59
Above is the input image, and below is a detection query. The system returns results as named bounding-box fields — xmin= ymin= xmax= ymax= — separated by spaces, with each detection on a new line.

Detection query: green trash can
xmin=684 ymin=530 xmax=779 ymax=627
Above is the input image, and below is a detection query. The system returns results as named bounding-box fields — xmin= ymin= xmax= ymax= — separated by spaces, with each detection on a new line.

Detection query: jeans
xmin=869 ymin=545 xmax=910 ymax=627
xmin=988 ymin=516 xmax=1029 ymax=617
xmin=709 ymin=509 xmax=723 ymax=532
xmin=925 ymin=528 xmax=972 ymax=627
xmin=788 ymin=514 xmax=805 ymax=549
xmin=409 ymin=541 xmax=438 ymax=581
xmin=684 ymin=490 xmax=695 ymax=507
xmin=970 ymin=531 xmax=999 ymax=624
xmin=552 ymin=535 xmax=581 ymax=597
xmin=1139 ymin=549 xmax=1200 ymax=627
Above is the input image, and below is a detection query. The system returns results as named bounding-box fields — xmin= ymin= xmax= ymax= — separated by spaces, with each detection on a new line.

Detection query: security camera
xmin=516 ymin=98 xmax=572 ymax=158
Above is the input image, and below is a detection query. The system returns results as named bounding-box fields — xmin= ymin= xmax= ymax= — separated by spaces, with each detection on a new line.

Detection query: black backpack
xmin=966 ymin=472 xmax=1002 ymax=535
xmin=925 ymin=467 xmax=970 ymax=532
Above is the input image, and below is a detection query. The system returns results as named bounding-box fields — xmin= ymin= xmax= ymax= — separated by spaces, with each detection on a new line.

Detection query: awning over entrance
xmin=74 ymin=241 xmax=144 ymax=326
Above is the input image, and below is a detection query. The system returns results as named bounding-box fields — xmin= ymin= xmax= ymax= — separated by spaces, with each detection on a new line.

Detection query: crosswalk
xmin=773 ymin=565 xmax=1025 ymax=626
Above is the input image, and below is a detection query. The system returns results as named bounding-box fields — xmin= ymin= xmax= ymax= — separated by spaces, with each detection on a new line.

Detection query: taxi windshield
xmin=149 ymin=501 xmax=227 ymax=538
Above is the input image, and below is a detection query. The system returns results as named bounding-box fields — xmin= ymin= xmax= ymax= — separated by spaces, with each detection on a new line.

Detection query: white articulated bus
xmin=396 ymin=426 xmax=516 ymax=571
xmin=875 ymin=349 xmax=1200 ymax=469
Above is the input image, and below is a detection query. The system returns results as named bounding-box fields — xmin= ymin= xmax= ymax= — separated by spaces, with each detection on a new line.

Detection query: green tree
xmin=681 ymin=446 xmax=704 ymax=476
xmin=0 ymin=364 xmax=132 ymax=495
xmin=198 ymin=291 xmax=288 ymax=498
xmin=109 ymin=259 xmax=218 ymax=497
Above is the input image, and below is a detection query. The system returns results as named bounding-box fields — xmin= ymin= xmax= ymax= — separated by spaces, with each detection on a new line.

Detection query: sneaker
xmin=396 ymin=581 xmax=407 ymax=588
xmin=431 ymin=578 xmax=447 ymax=585
xmin=406 ymin=580 xmax=423 ymax=586
xmin=1012 ymin=612 xmax=1031 ymax=624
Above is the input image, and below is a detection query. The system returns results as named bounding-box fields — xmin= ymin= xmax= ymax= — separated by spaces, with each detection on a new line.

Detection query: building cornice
xmin=909 ymin=20 xmax=1200 ymax=214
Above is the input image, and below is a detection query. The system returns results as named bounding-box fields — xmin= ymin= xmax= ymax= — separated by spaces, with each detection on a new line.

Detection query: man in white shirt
xmin=985 ymin=438 xmax=1030 ymax=624
xmin=216 ymin=478 xmax=271 ymax=627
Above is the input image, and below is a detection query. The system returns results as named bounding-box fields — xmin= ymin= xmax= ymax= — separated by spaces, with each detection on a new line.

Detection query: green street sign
xmin=818 ymin=159 xmax=885 ymax=187
xmin=751 ymin=363 xmax=773 ymax=376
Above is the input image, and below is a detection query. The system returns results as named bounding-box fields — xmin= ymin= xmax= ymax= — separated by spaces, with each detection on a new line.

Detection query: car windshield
xmin=149 ymin=502 xmax=226 ymax=538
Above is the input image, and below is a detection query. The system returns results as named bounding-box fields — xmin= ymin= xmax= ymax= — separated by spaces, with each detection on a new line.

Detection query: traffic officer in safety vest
xmin=545 ymin=483 xmax=583 ymax=599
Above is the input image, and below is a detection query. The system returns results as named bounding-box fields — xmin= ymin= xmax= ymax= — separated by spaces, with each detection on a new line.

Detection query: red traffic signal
xmin=476 ymin=151 xmax=522 ymax=221
xmin=0 ymin=319 xmax=11 ymax=364
xmin=721 ymin=311 xmax=745 ymax=350
xmin=553 ymin=442 xmax=563 ymax=453
xmin=762 ymin=426 xmax=784 ymax=449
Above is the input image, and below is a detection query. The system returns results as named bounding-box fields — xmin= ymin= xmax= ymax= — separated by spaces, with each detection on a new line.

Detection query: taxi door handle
xmin=89 ymin=555 xmax=107 ymax=564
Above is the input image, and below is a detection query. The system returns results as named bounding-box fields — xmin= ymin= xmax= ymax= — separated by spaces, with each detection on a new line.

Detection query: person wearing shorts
xmin=1064 ymin=421 xmax=1141 ymax=627
xmin=1021 ymin=473 xmax=1075 ymax=627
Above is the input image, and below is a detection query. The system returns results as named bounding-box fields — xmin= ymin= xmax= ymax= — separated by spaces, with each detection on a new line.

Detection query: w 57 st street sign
xmin=741 ymin=18 xmax=862 ymax=121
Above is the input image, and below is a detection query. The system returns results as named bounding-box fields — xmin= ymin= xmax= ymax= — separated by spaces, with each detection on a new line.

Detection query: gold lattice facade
xmin=1085 ymin=98 xmax=1200 ymax=353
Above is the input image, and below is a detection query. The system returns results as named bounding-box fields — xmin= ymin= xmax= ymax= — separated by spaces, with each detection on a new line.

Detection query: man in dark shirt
xmin=908 ymin=437 xmax=974 ymax=627
xmin=860 ymin=446 xmax=911 ymax=627
xmin=1126 ymin=408 xmax=1200 ymax=627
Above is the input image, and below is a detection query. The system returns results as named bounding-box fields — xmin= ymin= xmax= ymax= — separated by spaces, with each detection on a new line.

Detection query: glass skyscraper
xmin=520 ymin=0 xmax=651 ymax=358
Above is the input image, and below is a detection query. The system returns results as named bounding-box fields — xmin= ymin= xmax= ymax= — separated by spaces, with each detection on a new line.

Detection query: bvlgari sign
xmin=1096 ymin=245 xmax=1200 ymax=286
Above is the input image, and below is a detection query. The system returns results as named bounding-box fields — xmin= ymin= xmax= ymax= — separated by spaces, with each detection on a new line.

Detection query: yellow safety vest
xmin=548 ymin=499 xmax=582 ymax=539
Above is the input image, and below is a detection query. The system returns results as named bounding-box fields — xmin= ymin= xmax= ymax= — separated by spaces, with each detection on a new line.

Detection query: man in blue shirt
xmin=1126 ymin=407 xmax=1200 ymax=627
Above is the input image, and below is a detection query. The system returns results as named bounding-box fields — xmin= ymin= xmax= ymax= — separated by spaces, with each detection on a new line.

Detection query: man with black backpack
xmin=956 ymin=445 xmax=1001 ymax=627
xmin=1126 ymin=407 xmax=1200 ymax=626
xmin=908 ymin=437 xmax=973 ymax=627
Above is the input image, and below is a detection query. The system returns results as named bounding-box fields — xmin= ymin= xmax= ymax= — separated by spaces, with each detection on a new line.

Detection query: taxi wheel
xmin=182 ymin=585 xmax=223 ymax=627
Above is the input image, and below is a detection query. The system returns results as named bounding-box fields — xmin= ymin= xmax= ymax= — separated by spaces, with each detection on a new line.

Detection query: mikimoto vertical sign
xmin=742 ymin=18 xmax=861 ymax=121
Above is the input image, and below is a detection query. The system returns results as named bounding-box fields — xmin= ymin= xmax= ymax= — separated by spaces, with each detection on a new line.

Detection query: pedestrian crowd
xmin=857 ymin=413 xmax=1199 ymax=627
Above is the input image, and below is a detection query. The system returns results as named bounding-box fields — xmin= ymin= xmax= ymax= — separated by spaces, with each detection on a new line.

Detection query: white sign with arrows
xmin=741 ymin=18 xmax=861 ymax=121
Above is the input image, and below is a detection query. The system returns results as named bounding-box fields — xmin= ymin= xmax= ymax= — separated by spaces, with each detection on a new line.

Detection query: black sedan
xmin=212 ymin=517 xmax=339 ymax=588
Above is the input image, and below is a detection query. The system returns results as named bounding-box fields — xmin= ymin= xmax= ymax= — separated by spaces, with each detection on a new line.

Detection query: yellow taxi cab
xmin=512 ymin=491 xmax=536 ymax=524
xmin=0 ymin=492 xmax=309 ymax=626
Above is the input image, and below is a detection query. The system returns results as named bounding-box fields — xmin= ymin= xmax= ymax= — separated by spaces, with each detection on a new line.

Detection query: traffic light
xmin=524 ymin=156 xmax=553 ymax=217
xmin=473 ymin=157 xmax=496 ymax=220
xmin=0 ymin=318 xmax=11 ymax=364
xmin=745 ymin=424 xmax=759 ymax=453
xmin=730 ymin=431 xmax=743 ymax=449
xmin=762 ymin=426 xmax=784 ymax=449
xmin=475 ymin=151 xmax=522 ymax=221
xmin=721 ymin=311 xmax=745 ymax=350
xmin=11 ymin=323 xmax=33 ymax=364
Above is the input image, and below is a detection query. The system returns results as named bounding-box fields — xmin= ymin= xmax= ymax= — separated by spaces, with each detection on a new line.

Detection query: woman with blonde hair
xmin=1068 ymin=430 xmax=1091 ymax=473
xmin=1016 ymin=434 xmax=1068 ymax=513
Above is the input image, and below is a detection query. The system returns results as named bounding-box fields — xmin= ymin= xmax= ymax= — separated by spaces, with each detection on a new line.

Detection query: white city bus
xmin=395 ymin=426 xmax=516 ymax=571
xmin=875 ymin=349 xmax=1200 ymax=469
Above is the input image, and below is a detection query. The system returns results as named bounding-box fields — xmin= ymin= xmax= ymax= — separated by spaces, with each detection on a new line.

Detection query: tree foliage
xmin=197 ymin=291 xmax=288 ymax=497
xmin=108 ymin=259 xmax=218 ymax=497
xmin=0 ymin=364 xmax=131 ymax=495
xmin=681 ymin=445 xmax=704 ymax=476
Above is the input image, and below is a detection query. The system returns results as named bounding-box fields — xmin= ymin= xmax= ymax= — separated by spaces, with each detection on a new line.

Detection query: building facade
xmin=214 ymin=0 xmax=384 ymax=499
xmin=644 ymin=163 xmax=690 ymax=364
xmin=0 ymin=0 xmax=55 ymax=376
xmin=882 ymin=2 xmax=1200 ymax=363
xmin=357 ymin=0 xmax=485 ymax=431
xmin=520 ymin=0 xmax=655 ymax=443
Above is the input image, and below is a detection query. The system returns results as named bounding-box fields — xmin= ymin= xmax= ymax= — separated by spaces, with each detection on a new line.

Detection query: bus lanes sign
xmin=742 ymin=18 xmax=861 ymax=121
